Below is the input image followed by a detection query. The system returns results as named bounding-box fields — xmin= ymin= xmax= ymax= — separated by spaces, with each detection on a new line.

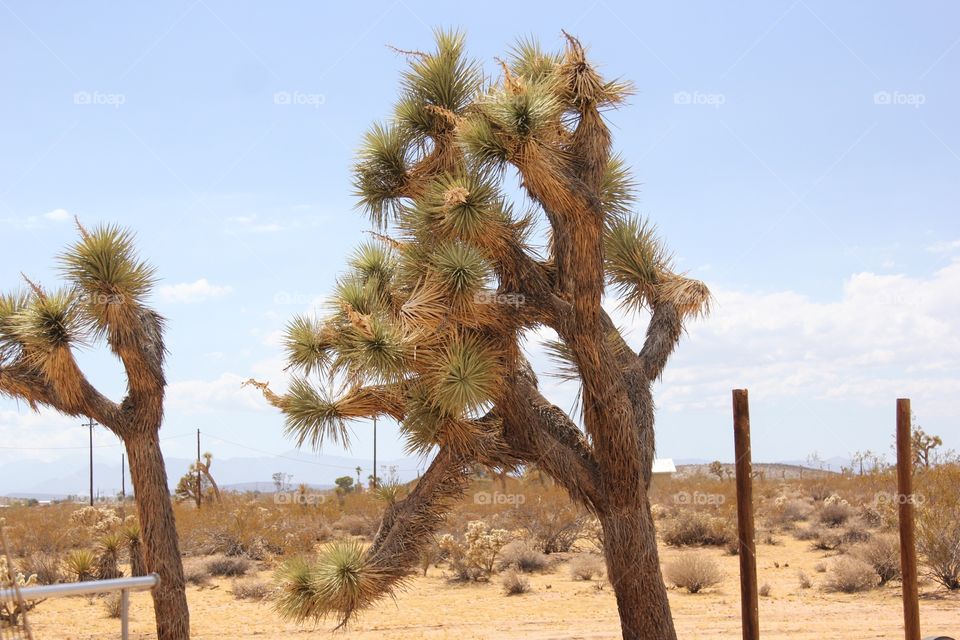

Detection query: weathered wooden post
xmin=896 ymin=398 xmax=921 ymax=640
xmin=733 ymin=389 xmax=759 ymax=640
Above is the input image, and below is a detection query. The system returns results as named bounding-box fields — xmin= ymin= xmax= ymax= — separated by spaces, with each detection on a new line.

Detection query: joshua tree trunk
xmin=126 ymin=429 xmax=189 ymax=640
xmin=600 ymin=504 xmax=676 ymax=640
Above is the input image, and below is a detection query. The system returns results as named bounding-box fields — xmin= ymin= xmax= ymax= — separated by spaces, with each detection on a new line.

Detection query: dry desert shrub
xmin=332 ymin=514 xmax=373 ymax=537
xmin=183 ymin=559 xmax=212 ymax=587
xmin=103 ymin=593 xmax=122 ymax=619
xmin=758 ymin=582 xmax=772 ymax=597
xmin=439 ymin=521 xmax=509 ymax=581
xmin=663 ymin=511 xmax=732 ymax=547
xmin=206 ymin=555 xmax=252 ymax=577
xmin=569 ymin=554 xmax=605 ymax=581
xmin=507 ymin=487 xmax=588 ymax=554
xmin=854 ymin=533 xmax=901 ymax=585
xmin=19 ymin=552 xmax=63 ymax=585
xmin=232 ymin=577 xmax=273 ymax=601
xmin=666 ymin=552 xmax=723 ymax=594
xmin=498 ymin=540 xmax=549 ymax=573
xmin=824 ymin=556 xmax=879 ymax=593
xmin=818 ymin=496 xmax=853 ymax=527
xmin=501 ymin=568 xmax=531 ymax=595
xmin=797 ymin=571 xmax=812 ymax=589
xmin=916 ymin=463 xmax=960 ymax=590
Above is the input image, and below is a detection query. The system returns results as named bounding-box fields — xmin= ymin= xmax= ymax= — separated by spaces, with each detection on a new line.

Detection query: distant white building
xmin=652 ymin=458 xmax=676 ymax=475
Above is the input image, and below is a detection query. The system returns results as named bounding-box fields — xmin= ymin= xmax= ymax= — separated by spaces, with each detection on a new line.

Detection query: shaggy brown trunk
xmin=125 ymin=429 xmax=190 ymax=640
xmin=600 ymin=502 xmax=676 ymax=640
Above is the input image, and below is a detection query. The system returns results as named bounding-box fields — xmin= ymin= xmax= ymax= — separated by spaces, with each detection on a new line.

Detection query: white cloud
xmin=44 ymin=208 xmax=70 ymax=221
xmin=641 ymin=259 xmax=960 ymax=416
xmin=927 ymin=239 xmax=960 ymax=253
xmin=1 ymin=208 xmax=72 ymax=229
xmin=158 ymin=278 xmax=232 ymax=304
xmin=167 ymin=372 xmax=269 ymax=413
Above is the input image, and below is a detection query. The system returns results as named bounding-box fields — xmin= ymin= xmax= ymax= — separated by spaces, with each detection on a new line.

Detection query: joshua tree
xmin=0 ymin=223 xmax=189 ymax=639
xmin=174 ymin=451 xmax=222 ymax=503
xmin=250 ymin=31 xmax=708 ymax=640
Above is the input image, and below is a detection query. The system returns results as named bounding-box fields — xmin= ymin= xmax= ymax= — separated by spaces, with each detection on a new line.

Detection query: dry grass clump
xmin=853 ymin=533 xmax=900 ymax=585
xmin=797 ymin=571 xmax=812 ymax=589
xmin=666 ymin=551 xmax=723 ymax=594
xmin=103 ymin=593 xmax=122 ymax=618
xmin=824 ymin=556 xmax=879 ymax=593
xmin=663 ymin=511 xmax=732 ymax=547
xmin=183 ymin=559 xmax=212 ymax=587
xmin=501 ymin=568 xmax=531 ymax=595
xmin=498 ymin=540 xmax=549 ymax=573
xmin=206 ymin=555 xmax=252 ymax=577
xmin=568 ymin=554 xmax=605 ymax=581
xmin=232 ymin=577 xmax=273 ymax=600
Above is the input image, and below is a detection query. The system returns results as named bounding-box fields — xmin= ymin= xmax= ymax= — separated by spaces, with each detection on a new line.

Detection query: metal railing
xmin=0 ymin=574 xmax=159 ymax=640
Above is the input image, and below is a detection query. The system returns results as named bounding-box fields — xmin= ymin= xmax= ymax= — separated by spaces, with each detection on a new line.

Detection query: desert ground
xmin=27 ymin=536 xmax=959 ymax=639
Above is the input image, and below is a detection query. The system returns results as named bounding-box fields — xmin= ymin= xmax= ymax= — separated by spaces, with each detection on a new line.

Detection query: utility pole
xmin=372 ymin=416 xmax=378 ymax=490
xmin=82 ymin=417 xmax=97 ymax=506
xmin=196 ymin=429 xmax=202 ymax=509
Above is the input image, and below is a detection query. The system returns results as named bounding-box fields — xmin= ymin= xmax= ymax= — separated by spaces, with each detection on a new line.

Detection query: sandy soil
xmin=25 ymin=537 xmax=959 ymax=639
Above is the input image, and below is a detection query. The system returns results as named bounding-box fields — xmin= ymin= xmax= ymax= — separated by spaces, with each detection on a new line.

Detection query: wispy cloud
xmin=0 ymin=208 xmax=71 ymax=229
xmin=224 ymin=212 xmax=330 ymax=234
xmin=927 ymin=238 xmax=960 ymax=253
xmin=158 ymin=278 xmax=232 ymax=304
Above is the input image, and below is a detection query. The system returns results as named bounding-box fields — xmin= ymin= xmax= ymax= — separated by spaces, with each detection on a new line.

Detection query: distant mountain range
xmin=0 ymin=450 xmax=427 ymax=501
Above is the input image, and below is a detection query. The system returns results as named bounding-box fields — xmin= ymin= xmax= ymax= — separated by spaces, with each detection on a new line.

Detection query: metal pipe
xmin=0 ymin=574 xmax=159 ymax=602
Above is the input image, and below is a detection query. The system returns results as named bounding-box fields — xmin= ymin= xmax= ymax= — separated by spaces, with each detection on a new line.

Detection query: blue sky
xmin=1 ymin=1 xmax=958 ymax=485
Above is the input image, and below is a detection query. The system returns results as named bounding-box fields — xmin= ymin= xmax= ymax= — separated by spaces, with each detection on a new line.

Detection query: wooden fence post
xmin=733 ymin=389 xmax=759 ymax=640
xmin=896 ymin=398 xmax=921 ymax=640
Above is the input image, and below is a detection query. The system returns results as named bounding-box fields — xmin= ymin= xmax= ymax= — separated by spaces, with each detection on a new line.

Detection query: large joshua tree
xmin=0 ymin=223 xmax=189 ymax=639
xmin=252 ymin=30 xmax=709 ymax=640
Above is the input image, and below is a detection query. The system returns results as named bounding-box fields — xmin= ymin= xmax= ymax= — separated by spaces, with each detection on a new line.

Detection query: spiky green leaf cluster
xmin=395 ymin=29 xmax=483 ymax=142
xmin=59 ymin=224 xmax=156 ymax=321
xmin=281 ymin=378 xmax=350 ymax=450
xmin=284 ymin=315 xmax=330 ymax=376
xmin=274 ymin=540 xmax=382 ymax=625
xmin=604 ymin=216 xmax=670 ymax=312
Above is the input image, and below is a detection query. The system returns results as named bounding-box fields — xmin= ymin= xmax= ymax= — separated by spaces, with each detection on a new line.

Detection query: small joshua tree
xmin=174 ymin=451 xmax=222 ymax=504
xmin=95 ymin=533 xmax=124 ymax=580
xmin=252 ymin=30 xmax=708 ymax=639
xmin=0 ymin=222 xmax=189 ymax=639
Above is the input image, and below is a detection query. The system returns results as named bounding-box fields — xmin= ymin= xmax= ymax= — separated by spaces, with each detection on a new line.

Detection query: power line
xmin=0 ymin=432 xmax=195 ymax=451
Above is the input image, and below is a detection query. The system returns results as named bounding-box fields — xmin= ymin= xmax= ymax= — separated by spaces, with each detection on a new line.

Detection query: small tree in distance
xmin=249 ymin=30 xmax=709 ymax=640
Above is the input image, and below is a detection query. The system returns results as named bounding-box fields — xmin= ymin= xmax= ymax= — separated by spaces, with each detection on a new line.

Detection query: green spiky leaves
xmin=274 ymin=540 xmax=383 ymax=626
xmin=413 ymin=173 xmax=508 ymax=248
xmin=281 ymin=378 xmax=351 ymax=450
xmin=604 ymin=216 xmax=669 ymax=312
xmin=429 ymin=241 xmax=491 ymax=304
xmin=354 ymin=123 xmax=412 ymax=226
xmin=395 ymin=28 xmax=482 ymax=141
xmin=284 ymin=315 xmax=331 ymax=376
xmin=6 ymin=288 xmax=85 ymax=367
xmin=429 ymin=334 xmax=500 ymax=416
xmin=59 ymin=223 xmax=156 ymax=323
